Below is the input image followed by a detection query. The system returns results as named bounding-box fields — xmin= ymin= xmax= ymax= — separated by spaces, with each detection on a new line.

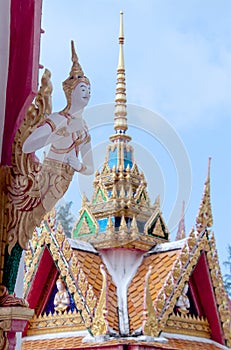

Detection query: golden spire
xmin=196 ymin=158 xmax=213 ymax=232
xmin=111 ymin=11 xmax=130 ymax=139
xmin=176 ymin=201 xmax=186 ymax=240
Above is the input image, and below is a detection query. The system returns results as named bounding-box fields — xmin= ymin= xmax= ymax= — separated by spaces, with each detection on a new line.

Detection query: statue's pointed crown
xmin=69 ymin=40 xmax=85 ymax=78
xmin=63 ymin=40 xmax=90 ymax=88
xmin=61 ymin=40 xmax=90 ymax=113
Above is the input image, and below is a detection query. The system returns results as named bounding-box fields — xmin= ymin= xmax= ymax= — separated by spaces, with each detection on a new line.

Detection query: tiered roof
xmin=72 ymin=11 xmax=169 ymax=251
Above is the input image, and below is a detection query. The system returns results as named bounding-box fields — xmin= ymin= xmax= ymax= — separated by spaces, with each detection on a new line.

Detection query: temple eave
xmin=89 ymin=237 xmax=161 ymax=251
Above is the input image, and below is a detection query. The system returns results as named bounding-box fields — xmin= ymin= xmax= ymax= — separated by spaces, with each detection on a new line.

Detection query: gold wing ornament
xmin=6 ymin=69 xmax=54 ymax=252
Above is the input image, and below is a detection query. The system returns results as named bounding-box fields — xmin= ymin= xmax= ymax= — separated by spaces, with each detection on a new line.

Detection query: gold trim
xmin=24 ymin=215 xmax=100 ymax=333
xmin=143 ymin=266 xmax=159 ymax=337
xmin=91 ymin=265 xmax=108 ymax=336
xmin=156 ymin=229 xmax=209 ymax=327
xmin=27 ymin=309 xmax=85 ymax=336
xmin=207 ymin=232 xmax=231 ymax=347
xmin=41 ymin=118 xmax=56 ymax=132
xmin=196 ymin=158 xmax=213 ymax=232
xmin=164 ymin=313 xmax=211 ymax=338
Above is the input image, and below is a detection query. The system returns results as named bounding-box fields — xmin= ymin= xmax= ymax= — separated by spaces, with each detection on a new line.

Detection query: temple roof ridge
xmin=147 ymin=239 xmax=187 ymax=254
xmin=68 ymin=238 xmax=97 ymax=253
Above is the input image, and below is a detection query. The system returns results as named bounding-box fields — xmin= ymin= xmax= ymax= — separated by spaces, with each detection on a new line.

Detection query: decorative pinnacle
xmin=111 ymin=11 xmax=130 ymax=139
xmin=196 ymin=157 xmax=213 ymax=232
xmin=176 ymin=201 xmax=186 ymax=240
xmin=118 ymin=11 xmax=124 ymax=68
xmin=207 ymin=156 xmax=211 ymax=180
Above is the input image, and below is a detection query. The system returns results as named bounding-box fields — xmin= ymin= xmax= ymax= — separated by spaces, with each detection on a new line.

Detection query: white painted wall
xmin=101 ymin=249 xmax=143 ymax=335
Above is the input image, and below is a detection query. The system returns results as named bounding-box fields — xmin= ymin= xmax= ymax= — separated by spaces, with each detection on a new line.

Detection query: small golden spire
xmin=110 ymin=11 xmax=130 ymax=139
xmin=120 ymin=215 xmax=127 ymax=232
xmin=176 ymin=201 xmax=186 ymax=240
xmin=119 ymin=184 xmax=125 ymax=198
xmin=111 ymin=184 xmax=117 ymax=199
xmin=153 ymin=195 xmax=161 ymax=211
xmin=196 ymin=158 xmax=213 ymax=232
xmin=106 ymin=217 xmax=114 ymax=236
xmin=130 ymin=216 xmax=139 ymax=237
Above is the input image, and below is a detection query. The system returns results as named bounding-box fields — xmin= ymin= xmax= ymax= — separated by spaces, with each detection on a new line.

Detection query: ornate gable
xmin=23 ymin=210 xmax=119 ymax=337
xmin=101 ymin=162 xmax=111 ymax=175
xmin=72 ymin=206 xmax=99 ymax=239
xmin=144 ymin=209 xmax=169 ymax=242
xmin=135 ymin=186 xmax=150 ymax=206
xmin=92 ymin=183 xmax=109 ymax=204
xmin=131 ymin=162 xmax=140 ymax=176
xmin=127 ymin=228 xmax=231 ymax=347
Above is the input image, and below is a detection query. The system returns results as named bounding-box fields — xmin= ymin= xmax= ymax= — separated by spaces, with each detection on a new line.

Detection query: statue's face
xmin=56 ymin=281 xmax=65 ymax=291
xmin=72 ymin=82 xmax=91 ymax=109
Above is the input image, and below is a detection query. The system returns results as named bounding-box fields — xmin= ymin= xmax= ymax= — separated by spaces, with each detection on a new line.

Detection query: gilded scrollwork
xmin=0 ymin=286 xmax=28 ymax=308
xmin=207 ymin=232 xmax=231 ymax=347
xmin=196 ymin=158 xmax=213 ymax=233
xmin=27 ymin=309 xmax=84 ymax=336
xmin=6 ymin=69 xmax=53 ymax=253
xmin=143 ymin=266 xmax=159 ymax=337
xmin=157 ymin=229 xmax=209 ymax=328
xmin=154 ymin=228 xmax=231 ymax=347
xmin=164 ymin=313 xmax=211 ymax=338
xmin=23 ymin=217 xmax=100 ymax=334
xmin=0 ymin=320 xmax=9 ymax=350
xmin=91 ymin=265 xmax=108 ymax=337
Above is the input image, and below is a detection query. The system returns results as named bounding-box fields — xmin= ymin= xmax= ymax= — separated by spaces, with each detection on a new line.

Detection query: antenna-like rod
xmin=113 ymin=11 xmax=129 ymax=136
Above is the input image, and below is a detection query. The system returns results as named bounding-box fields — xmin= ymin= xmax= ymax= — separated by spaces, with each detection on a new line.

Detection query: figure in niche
xmin=54 ymin=277 xmax=70 ymax=313
xmin=175 ymin=282 xmax=190 ymax=315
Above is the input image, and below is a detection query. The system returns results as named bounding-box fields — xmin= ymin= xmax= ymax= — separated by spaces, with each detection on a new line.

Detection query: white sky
xmin=39 ymin=0 xmax=231 ymax=275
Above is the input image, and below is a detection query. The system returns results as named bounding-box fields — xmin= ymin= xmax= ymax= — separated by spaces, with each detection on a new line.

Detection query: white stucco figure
xmin=54 ymin=277 xmax=70 ymax=313
xmin=23 ymin=40 xmax=94 ymax=176
xmin=176 ymin=282 xmax=190 ymax=314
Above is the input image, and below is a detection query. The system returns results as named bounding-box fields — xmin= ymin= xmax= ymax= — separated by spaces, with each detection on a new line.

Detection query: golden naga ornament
xmin=196 ymin=158 xmax=213 ymax=232
xmin=143 ymin=266 xmax=159 ymax=337
xmin=91 ymin=265 xmax=108 ymax=337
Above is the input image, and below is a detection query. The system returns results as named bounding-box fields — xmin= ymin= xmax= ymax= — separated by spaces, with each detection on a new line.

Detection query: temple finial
xmin=176 ymin=201 xmax=186 ymax=240
xmin=118 ymin=11 xmax=124 ymax=69
xmin=207 ymin=156 xmax=211 ymax=180
xmin=111 ymin=11 xmax=129 ymax=138
xmin=196 ymin=157 xmax=213 ymax=233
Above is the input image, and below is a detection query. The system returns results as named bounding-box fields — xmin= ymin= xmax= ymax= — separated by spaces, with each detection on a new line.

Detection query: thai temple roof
xmin=22 ymin=12 xmax=231 ymax=350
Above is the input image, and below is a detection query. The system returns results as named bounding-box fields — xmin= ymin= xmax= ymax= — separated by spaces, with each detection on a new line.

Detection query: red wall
xmin=2 ymin=0 xmax=42 ymax=165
